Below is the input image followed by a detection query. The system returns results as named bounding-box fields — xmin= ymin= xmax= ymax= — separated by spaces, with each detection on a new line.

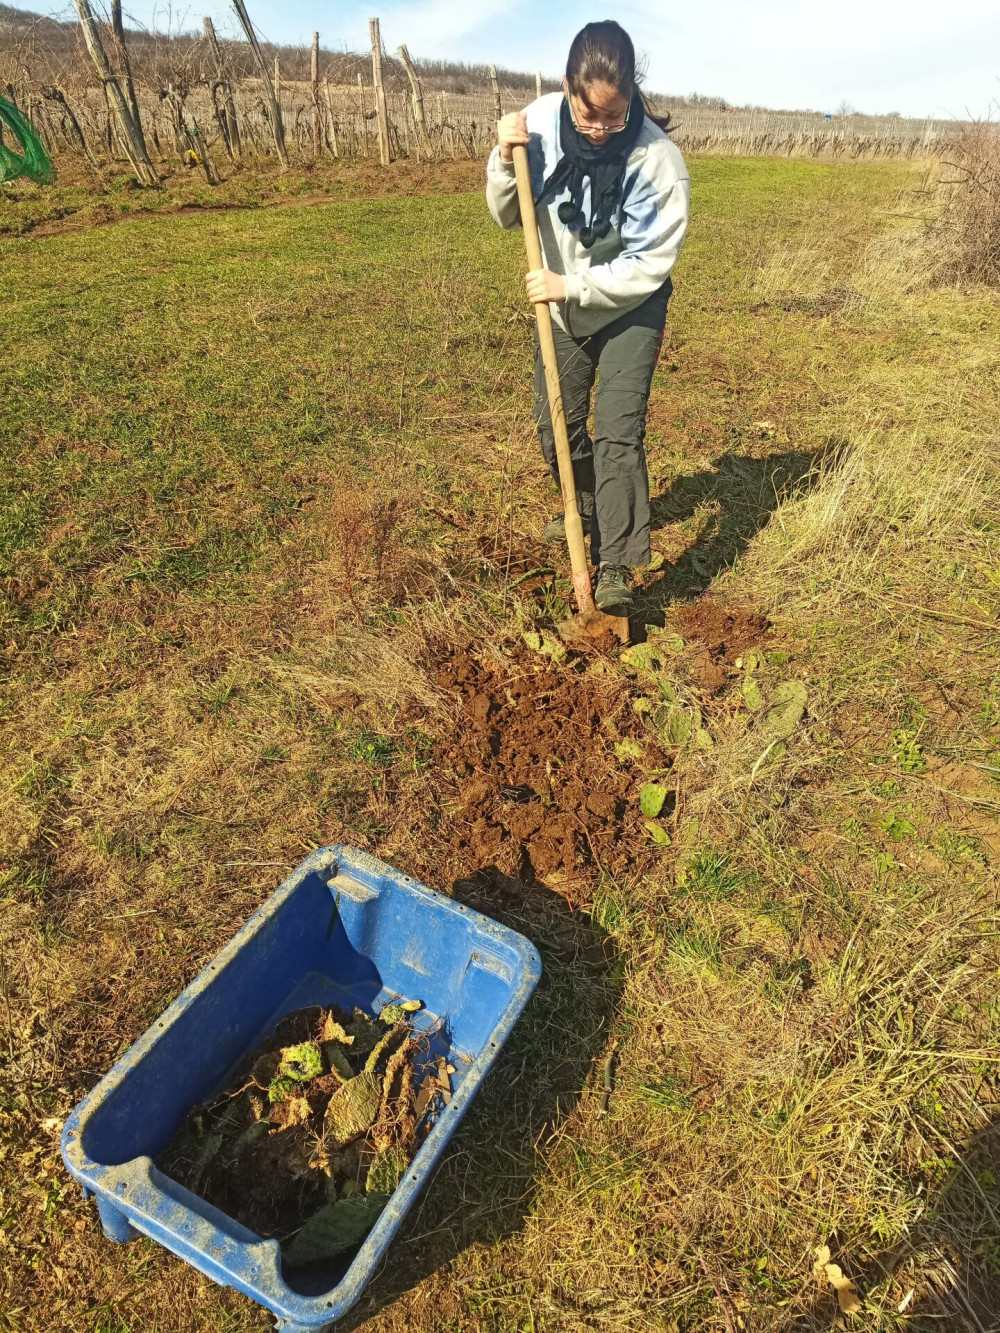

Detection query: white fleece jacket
xmin=486 ymin=92 xmax=690 ymax=337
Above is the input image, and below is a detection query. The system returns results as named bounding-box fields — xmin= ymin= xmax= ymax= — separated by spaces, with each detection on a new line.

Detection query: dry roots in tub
xmin=156 ymin=999 xmax=452 ymax=1266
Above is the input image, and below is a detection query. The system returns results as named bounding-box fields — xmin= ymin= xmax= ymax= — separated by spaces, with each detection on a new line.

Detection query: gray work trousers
xmin=533 ymin=279 xmax=671 ymax=568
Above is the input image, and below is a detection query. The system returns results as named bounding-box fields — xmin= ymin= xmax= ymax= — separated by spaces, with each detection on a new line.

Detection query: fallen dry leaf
xmin=813 ymin=1246 xmax=862 ymax=1314
xmin=816 ymin=1242 xmax=864 ymax=1317
xmin=826 ymin=1262 xmax=862 ymax=1315
xmin=435 ymin=1055 xmax=452 ymax=1105
xmin=813 ymin=1244 xmax=831 ymax=1276
xmin=413 ymin=1072 xmax=440 ymax=1119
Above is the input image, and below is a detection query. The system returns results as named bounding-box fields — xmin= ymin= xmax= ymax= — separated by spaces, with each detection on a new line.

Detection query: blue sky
xmin=64 ymin=0 xmax=1000 ymax=119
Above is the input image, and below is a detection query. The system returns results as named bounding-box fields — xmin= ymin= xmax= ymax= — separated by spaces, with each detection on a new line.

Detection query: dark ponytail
xmin=565 ymin=20 xmax=672 ymax=133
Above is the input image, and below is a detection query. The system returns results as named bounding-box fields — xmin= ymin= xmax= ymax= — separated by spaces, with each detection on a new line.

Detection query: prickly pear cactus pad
xmin=285 ymin=1193 xmax=391 ymax=1266
xmin=156 ymin=999 xmax=440 ymax=1263
xmin=324 ymin=1070 xmax=381 ymax=1147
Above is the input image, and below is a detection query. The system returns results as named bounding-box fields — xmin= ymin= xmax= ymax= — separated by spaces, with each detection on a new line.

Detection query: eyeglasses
xmin=566 ymin=94 xmax=631 ymax=137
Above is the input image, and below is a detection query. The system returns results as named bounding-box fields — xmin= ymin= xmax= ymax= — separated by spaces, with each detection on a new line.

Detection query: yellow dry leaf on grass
xmin=812 ymin=1244 xmax=831 ymax=1276
xmin=826 ymin=1263 xmax=862 ymax=1315
xmin=813 ymin=1245 xmax=862 ymax=1315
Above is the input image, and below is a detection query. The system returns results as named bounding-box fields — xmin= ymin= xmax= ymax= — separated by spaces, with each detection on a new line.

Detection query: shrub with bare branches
xmin=938 ymin=121 xmax=1000 ymax=285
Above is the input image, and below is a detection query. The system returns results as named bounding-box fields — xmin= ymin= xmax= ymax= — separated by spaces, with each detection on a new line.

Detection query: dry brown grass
xmin=937 ymin=122 xmax=1000 ymax=286
xmin=849 ymin=122 xmax=1000 ymax=296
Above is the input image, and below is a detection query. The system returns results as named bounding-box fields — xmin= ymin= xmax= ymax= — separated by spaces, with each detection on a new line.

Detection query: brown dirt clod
xmin=556 ymin=608 xmax=630 ymax=651
xmin=669 ymin=601 xmax=770 ymax=693
xmin=430 ymin=649 xmax=667 ymax=893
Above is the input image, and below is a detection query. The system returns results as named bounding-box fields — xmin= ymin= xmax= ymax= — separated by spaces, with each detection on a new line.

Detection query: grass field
xmin=2 ymin=154 xmax=1000 ymax=1332
xmin=0 ymin=157 xmax=487 ymax=237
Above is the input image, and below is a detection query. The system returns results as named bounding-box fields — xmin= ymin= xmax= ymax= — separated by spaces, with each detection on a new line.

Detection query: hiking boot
xmin=541 ymin=506 xmax=596 ymax=545
xmin=595 ymin=563 xmax=633 ymax=613
xmin=541 ymin=512 xmax=567 ymax=544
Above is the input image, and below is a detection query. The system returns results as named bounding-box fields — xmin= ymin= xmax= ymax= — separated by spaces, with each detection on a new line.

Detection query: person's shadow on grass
xmin=635 ymin=444 xmax=838 ymax=622
xmin=776 ymin=1115 xmax=1000 ymax=1330
xmin=329 ymin=869 xmax=620 ymax=1330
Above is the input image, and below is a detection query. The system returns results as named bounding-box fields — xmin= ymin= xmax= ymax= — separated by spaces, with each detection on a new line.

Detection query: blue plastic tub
xmin=61 ymin=846 xmax=541 ymax=1331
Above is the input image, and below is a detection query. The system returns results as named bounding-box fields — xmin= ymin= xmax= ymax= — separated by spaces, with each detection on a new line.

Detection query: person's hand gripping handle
xmin=511 ymin=143 xmax=596 ymax=616
xmin=501 ymin=116 xmax=565 ymax=302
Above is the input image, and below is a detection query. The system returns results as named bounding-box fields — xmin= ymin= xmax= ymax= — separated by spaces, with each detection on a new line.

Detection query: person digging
xmin=487 ymin=20 xmax=690 ymax=618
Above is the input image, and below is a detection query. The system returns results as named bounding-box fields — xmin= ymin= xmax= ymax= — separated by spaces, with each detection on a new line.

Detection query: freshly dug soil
xmin=668 ymin=602 xmax=770 ymax=694
xmin=431 ymin=649 xmax=668 ymax=892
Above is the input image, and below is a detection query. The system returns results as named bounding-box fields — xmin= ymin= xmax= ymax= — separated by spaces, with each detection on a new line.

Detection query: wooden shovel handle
xmin=512 ymin=144 xmax=595 ymax=616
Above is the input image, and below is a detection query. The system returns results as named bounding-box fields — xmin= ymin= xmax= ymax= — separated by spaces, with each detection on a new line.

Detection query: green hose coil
xmin=0 ymin=94 xmax=56 ymax=185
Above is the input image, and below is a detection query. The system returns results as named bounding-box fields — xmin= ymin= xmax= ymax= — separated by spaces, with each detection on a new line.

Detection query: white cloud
xmin=618 ymin=0 xmax=1000 ymax=116
xmin=375 ymin=0 xmax=512 ymax=55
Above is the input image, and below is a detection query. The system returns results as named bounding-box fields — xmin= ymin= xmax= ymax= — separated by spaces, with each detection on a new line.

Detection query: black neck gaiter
xmin=537 ymin=92 xmax=646 ymax=248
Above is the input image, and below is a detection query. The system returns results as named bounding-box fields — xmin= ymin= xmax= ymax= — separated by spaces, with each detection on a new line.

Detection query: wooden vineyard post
xmin=310 ymin=32 xmax=321 ymax=157
xmin=109 ymin=0 xmax=143 ymax=142
xmin=369 ymin=17 xmax=391 ymax=165
xmin=189 ymin=116 xmax=220 ymax=184
xmin=439 ymin=91 xmax=454 ymax=158
xmin=209 ymin=82 xmax=234 ymax=162
xmin=165 ymin=81 xmax=187 ymax=154
xmin=536 ymin=70 xmax=542 ymax=100
xmin=73 ymin=0 xmax=157 ymax=184
xmin=357 ymin=73 xmax=368 ymax=157
xmin=231 ymin=0 xmax=288 ymax=166
xmin=204 ymin=16 xmax=242 ymax=159
xmin=398 ymin=43 xmax=431 ymax=158
xmin=274 ymin=56 xmax=281 ymax=107
xmin=101 ymin=82 xmax=114 ymax=155
xmin=489 ymin=64 xmax=502 ymax=124
xmin=323 ymin=80 xmax=339 ymax=157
